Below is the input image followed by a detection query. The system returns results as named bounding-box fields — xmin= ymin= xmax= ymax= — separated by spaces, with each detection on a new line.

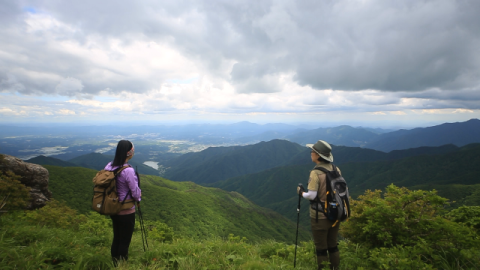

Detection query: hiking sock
xmin=327 ymin=246 xmax=339 ymax=269
xmin=316 ymin=255 xmax=329 ymax=269
xmin=316 ymin=248 xmax=329 ymax=269
xmin=328 ymin=251 xmax=339 ymax=269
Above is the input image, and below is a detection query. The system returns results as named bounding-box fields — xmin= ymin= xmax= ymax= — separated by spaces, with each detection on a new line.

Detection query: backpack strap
xmin=312 ymin=164 xmax=336 ymax=222
xmin=113 ymin=165 xmax=130 ymax=175
xmin=115 ymin=165 xmax=136 ymax=205
xmin=312 ymin=166 xmax=326 ymax=222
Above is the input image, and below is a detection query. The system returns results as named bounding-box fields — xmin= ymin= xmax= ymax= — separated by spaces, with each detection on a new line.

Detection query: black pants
xmin=110 ymin=212 xmax=135 ymax=261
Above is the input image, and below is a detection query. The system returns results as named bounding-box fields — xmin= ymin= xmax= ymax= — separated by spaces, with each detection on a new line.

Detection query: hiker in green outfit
xmin=297 ymin=140 xmax=341 ymax=270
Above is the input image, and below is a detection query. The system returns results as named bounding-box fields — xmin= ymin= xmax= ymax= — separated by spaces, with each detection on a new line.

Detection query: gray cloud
xmin=1 ymin=0 xmax=480 ymax=98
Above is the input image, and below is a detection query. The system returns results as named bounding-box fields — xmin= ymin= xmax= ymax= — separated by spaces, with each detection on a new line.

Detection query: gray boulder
xmin=0 ymin=154 xmax=52 ymax=209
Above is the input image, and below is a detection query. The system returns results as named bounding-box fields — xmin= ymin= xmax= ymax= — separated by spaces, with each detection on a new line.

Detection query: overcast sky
xmin=1 ymin=0 xmax=479 ymax=128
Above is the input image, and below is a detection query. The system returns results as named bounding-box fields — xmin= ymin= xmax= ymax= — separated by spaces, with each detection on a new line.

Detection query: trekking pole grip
xmin=297 ymin=183 xmax=304 ymax=211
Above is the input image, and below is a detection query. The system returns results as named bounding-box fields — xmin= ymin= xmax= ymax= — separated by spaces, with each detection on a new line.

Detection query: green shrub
xmin=0 ymin=165 xmax=31 ymax=212
xmin=79 ymin=212 xmax=111 ymax=235
xmin=142 ymin=220 xmax=175 ymax=243
xmin=447 ymin=205 xmax=480 ymax=233
xmin=341 ymin=184 xmax=480 ymax=268
xmin=22 ymin=199 xmax=87 ymax=230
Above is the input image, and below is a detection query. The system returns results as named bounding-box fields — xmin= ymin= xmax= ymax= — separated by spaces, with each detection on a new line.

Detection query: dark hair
xmin=112 ymin=140 xmax=133 ymax=167
xmin=311 ymin=149 xmax=331 ymax=163
xmin=318 ymin=156 xmax=331 ymax=163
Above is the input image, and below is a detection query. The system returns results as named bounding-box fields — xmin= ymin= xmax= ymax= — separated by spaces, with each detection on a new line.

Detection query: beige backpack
xmin=92 ymin=165 xmax=135 ymax=215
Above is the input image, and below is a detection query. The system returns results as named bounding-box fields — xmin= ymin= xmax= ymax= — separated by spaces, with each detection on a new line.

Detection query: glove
xmin=297 ymin=185 xmax=305 ymax=196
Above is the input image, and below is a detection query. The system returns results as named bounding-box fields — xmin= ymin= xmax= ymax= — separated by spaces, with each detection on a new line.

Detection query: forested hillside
xmin=287 ymin=143 xmax=459 ymax=165
xmin=342 ymin=143 xmax=480 ymax=197
xmin=164 ymin=139 xmax=305 ymax=184
xmin=211 ymin=144 xmax=480 ymax=227
xmin=44 ymin=165 xmax=310 ymax=243
xmin=163 ymin=139 xmax=459 ymax=185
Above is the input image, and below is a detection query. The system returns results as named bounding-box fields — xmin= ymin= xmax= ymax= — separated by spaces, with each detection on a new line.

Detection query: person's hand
xmin=297 ymin=185 xmax=305 ymax=196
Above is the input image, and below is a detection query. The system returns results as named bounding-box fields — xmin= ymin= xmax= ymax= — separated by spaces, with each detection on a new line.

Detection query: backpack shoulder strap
xmin=313 ymin=163 xmax=337 ymax=173
xmin=113 ymin=165 xmax=130 ymax=175
xmin=313 ymin=166 xmax=329 ymax=174
xmin=311 ymin=166 xmax=332 ymax=222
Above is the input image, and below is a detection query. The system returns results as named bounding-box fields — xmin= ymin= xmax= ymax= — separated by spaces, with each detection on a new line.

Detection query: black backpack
xmin=310 ymin=164 xmax=351 ymax=225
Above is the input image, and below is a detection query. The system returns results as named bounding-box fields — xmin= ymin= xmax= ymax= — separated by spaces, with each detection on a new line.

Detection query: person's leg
xmin=326 ymin=223 xmax=340 ymax=269
xmin=110 ymin=215 xmax=122 ymax=265
xmin=115 ymin=213 xmax=136 ymax=261
xmin=311 ymin=218 xmax=333 ymax=269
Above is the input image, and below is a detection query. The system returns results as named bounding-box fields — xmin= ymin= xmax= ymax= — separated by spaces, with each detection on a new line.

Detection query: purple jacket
xmin=104 ymin=162 xmax=142 ymax=203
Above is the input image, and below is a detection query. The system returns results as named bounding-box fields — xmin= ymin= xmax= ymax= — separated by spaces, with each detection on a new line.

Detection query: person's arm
xmin=124 ymin=168 xmax=142 ymax=201
xmin=302 ymin=170 xmax=321 ymax=200
xmin=302 ymin=190 xmax=317 ymax=200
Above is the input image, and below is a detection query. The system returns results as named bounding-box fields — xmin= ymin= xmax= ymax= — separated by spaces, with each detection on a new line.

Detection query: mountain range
xmin=13 ymin=118 xmax=480 ymax=233
xmin=163 ymin=139 xmax=305 ymax=184
xmin=284 ymin=118 xmax=480 ymax=151
xmin=364 ymin=118 xmax=480 ymax=152
xmin=209 ymin=143 xmax=480 ymax=228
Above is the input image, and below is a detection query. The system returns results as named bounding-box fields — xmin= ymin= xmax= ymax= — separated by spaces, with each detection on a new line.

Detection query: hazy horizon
xmin=2 ymin=118 xmax=477 ymax=130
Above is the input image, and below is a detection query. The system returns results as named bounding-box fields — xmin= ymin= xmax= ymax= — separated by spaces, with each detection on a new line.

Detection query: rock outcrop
xmin=0 ymin=154 xmax=52 ymax=209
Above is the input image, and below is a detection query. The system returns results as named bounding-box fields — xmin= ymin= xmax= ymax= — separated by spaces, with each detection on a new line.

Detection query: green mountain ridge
xmin=164 ymin=138 xmax=462 ymax=187
xmin=365 ymin=118 xmax=480 ymax=152
xmin=164 ymin=139 xmax=305 ymax=184
xmin=287 ymin=143 xmax=459 ymax=165
xmin=26 ymin=155 xmax=78 ymax=167
xmin=44 ymin=165 xmax=310 ymax=243
xmin=210 ymin=143 xmax=480 ymax=227
xmin=286 ymin=125 xmax=380 ymax=147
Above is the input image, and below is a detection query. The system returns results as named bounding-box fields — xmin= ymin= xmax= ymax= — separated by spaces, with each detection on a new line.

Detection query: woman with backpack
xmin=297 ymin=140 xmax=341 ymax=270
xmin=104 ymin=140 xmax=142 ymax=265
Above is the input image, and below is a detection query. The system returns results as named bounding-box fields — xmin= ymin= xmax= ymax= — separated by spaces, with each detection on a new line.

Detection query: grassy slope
xmin=0 ymin=213 xmax=320 ymax=270
xmin=45 ymin=165 xmax=310 ymax=243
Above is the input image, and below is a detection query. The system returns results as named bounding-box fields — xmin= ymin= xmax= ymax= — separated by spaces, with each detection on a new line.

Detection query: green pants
xmin=311 ymin=218 xmax=340 ymax=270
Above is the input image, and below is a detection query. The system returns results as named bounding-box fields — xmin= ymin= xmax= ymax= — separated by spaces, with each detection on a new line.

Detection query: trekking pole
xmin=137 ymin=201 xmax=149 ymax=251
xmin=135 ymin=167 xmax=149 ymax=251
xmin=294 ymin=183 xmax=303 ymax=268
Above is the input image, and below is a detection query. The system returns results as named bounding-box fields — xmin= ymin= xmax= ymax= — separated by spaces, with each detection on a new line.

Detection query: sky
xmin=1 ymin=0 xmax=480 ymax=128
